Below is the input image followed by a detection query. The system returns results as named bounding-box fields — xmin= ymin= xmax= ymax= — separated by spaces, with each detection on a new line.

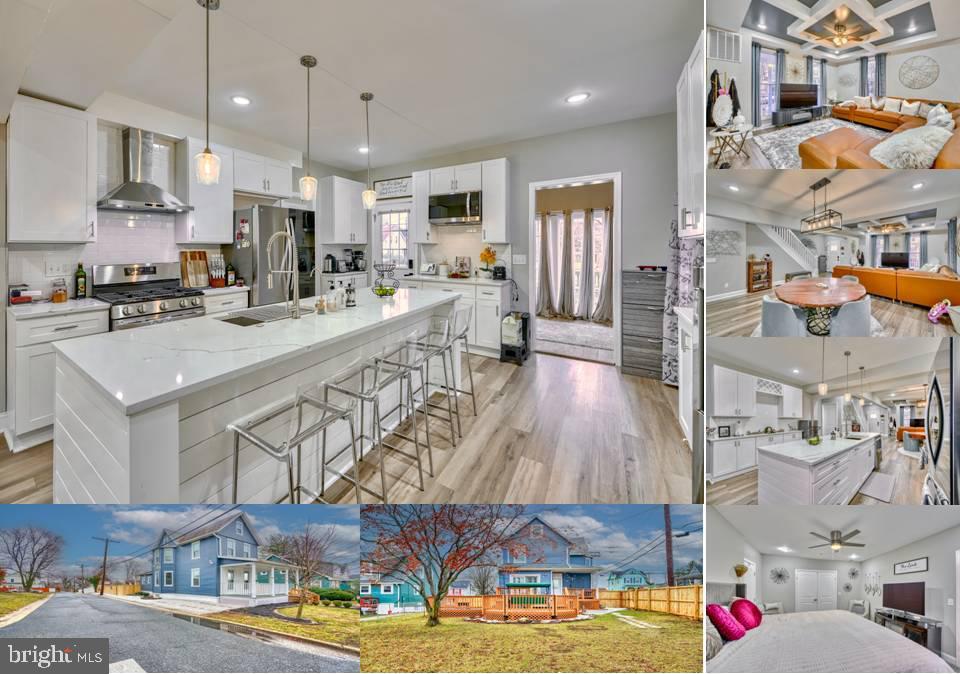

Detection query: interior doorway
xmin=527 ymin=173 xmax=622 ymax=366
xmin=743 ymin=558 xmax=758 ymax=603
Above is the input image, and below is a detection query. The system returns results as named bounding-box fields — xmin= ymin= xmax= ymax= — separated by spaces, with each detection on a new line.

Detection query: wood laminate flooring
xmin=0 ymin=353 xmax=692 ymax=505
xmin=706 ymin=288 xmax=953 ymax=337
xmin=707 ymin=435 xmax=923 ymax=505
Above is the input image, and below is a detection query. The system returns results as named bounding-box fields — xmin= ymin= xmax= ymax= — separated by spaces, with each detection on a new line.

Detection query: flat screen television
xmin=883 ymin=582 xmax=925 ymax=615
xmin=910 ymin=418 xmax=926 ymax=427
xmin=881 ymin=252 xmax=910 ymax=268
xmin=779 ymin=84 xmax=818 ymax=109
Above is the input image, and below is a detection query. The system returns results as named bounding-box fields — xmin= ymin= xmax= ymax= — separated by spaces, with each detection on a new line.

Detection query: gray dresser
xmin=622 ymin=271 xmax=665 ymax=379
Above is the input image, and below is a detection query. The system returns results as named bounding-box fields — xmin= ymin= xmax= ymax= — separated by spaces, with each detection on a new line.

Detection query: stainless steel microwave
xmin=428 ymin=191 xmax=482 ymax=224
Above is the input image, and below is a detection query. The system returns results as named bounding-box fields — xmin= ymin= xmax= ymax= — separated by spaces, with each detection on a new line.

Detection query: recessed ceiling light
xmin=728 ymin=185 xmax=740 ymax=192
xmin=776 ymin=546 xmax=792 ymax=553
xmin=231 ymin=95 xmax=251 ymax=106
xmin=849 ymin=554 xmax=859 ymax=559
xmin=358 ymin=146 xmax=370 ymax=154
xmin=792 ymin=369 xmax=800 ymax=374
xmin=835 ymin=50 xmax=840 ymax=54
xmin=907 ymin=25 xmax=917 ymax=33
xmin=912 ymin=182 xmax=924 ymax=190
xmin=758 ymin=22 xmax=767 ymax=30
xmin=565 ymin=92 xmax=591 ymax=105
xmin=554 ymin=184 xmax=567 ymax=189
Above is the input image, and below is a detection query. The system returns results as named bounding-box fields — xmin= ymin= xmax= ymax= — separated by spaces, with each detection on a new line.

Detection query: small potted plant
xmin=479 ymin=246 xmax=496 ymax=279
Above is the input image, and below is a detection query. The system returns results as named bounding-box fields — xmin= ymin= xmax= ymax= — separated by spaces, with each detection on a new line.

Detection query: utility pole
xmin=80 ymin=564 xmax=85 ymax=594
xmin=664 ymin=505 xmax=675 ymax=587
xmin=93 ymin=537 xmax=111 ymax=596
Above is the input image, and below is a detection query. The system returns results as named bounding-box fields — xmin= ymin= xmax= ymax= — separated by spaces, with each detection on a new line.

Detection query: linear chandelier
xmin=801 ymin=178 xmax=843 ymax=234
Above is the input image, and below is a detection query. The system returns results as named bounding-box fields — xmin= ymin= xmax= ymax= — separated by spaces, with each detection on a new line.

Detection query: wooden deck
xmin=434 ymin=593 xmax=585 ymax=621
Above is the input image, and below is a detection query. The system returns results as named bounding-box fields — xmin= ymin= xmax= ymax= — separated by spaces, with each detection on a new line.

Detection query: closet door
xmin=818 ymin=570 xmax=838 ymax=610
xmin=795 ymin=570 xmax=820 ymax=612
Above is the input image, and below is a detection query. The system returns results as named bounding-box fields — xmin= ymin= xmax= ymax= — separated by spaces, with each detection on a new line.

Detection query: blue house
xmin=138 ymin=511 xmax=298 ymax=606
xmin=497 ymin=516 xmax=597 ymax=595
xmin=606 ymin=568 xmax=653 ymax=590
xmin=359 ymin=561 xmax=424 ymax=614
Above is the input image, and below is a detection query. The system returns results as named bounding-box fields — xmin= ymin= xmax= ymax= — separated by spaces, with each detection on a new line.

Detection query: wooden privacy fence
xmin=597 ymin=585 xmax=702 ymax=618
xmin=99 ymin=582 xmax=141 ymax=596
xmin=432 ymin=594 xmax=583 ymax=620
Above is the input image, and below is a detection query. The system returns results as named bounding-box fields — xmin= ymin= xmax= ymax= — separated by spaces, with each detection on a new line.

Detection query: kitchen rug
xmin=859 ymin=472 xmax=895 ymax=503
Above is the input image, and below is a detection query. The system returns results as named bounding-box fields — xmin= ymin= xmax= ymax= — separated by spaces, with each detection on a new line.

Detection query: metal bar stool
xmin=421 ymin=306 xmax=475 ymax=440
xmin=449 ymin=305 xmax=478 ymax=416
xmin=405 ymin=315 xmax=461 ymax=448
xmin=227 ymin=373 xmax=361 ymax=504
xmin=323 ymin=335 xmax=426 ymax=503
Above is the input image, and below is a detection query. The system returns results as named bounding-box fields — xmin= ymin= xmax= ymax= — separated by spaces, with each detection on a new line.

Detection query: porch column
xmin=250 ymin=563 xmax=257 ymax=599
xmin=271 ymin=568 xmax=275 ymax=597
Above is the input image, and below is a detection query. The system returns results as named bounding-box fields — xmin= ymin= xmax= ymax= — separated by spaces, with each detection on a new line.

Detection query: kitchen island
xmin=51 ymin=289 xmax=461 ymax=503
xmin=757 ymin=432 xmax=882 ymax=505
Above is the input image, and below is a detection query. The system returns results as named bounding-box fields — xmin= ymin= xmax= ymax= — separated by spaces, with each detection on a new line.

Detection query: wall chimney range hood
xmin=97 ymin=128 xmax=194 ymax=213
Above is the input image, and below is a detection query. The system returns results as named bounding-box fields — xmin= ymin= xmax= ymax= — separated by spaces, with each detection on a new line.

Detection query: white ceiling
xmin=715 ymin=505 xmax=960 ymax=561
xmin=708 ymin=169 xmax=960 ymax=226
xmin=2 ymin=0 xmax=702 ymax=170
xmin=709 ymin=336 xmax=944 ymax=391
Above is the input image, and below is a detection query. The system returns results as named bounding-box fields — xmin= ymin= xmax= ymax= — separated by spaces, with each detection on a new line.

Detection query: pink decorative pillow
xmin=706 ymin=603 xmax=746 ymax=641
xmin=730 ymin=598 xmax=763 ymax=630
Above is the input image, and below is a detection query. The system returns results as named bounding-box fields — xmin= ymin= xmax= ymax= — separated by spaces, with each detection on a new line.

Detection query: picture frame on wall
xmin=373 ymin=176 xmax=413 ymax=200
xmin=893 ymin=557 xmax=928 ymax=575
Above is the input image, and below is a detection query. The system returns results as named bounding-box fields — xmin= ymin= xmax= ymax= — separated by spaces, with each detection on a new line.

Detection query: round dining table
xmin=774 ymin=277 xmax=867 ymax=336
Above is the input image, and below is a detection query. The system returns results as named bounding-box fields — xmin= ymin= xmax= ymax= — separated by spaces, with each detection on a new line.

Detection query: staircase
xmin=755 ymin=224 xmax=818 ymax=273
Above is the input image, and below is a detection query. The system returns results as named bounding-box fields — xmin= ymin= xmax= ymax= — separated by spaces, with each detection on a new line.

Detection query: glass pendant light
xmin=360 ymin=92 xmax=377 ymax=209
xmin=195 ymin=0 xmax=221 ymax=185
xmin=817 ymin=337 xmax=829 ymax=396
xmin=843 ymin=351 xmax=852 ymax=402
xmin=858 ymin=366 xmax=865 ymax=407
xmin=298 ymin=55 xmax=318 ymax=202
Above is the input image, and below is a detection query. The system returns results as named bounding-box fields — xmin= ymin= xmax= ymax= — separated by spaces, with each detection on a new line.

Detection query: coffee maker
xmin=352 ymin=250 xmax=366 ymax=272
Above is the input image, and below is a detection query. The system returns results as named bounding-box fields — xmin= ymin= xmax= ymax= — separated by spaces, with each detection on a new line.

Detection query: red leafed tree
xmin=362 ymin=505 xmax=530 ymax=626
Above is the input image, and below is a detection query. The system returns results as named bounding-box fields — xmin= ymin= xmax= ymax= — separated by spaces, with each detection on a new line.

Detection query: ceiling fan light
xmin=362 ymin=189 xmax=377 ymax=209
xmin=299 ymin=175 xmax=318 ymax=202
xmin=194 ymin=149 xmax=221 ymax=185
xmin=831 ymin=542 xmax=842 ymax=551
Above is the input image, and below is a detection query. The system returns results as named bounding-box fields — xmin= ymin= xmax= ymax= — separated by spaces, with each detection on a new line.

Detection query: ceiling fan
xmin=809 ymin=529 xmax=865 ymax=550
xmin=827 ymin=23 xmax=867 ymax=47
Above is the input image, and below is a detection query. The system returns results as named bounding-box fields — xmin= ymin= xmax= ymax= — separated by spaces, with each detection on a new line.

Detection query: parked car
xmin=359 ymin=596 xmax=379 ymax=615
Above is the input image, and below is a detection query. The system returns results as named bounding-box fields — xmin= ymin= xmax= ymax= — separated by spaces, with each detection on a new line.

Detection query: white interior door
xmin=743 ymin=559 xmax=758 ymax=602
xmin=822 ymin=401 xmax=840 ymax=436
xmin=796 ymin=570 xmax=820 ymax=612
xmin=818 ymin=570 xmax=838 ymax=610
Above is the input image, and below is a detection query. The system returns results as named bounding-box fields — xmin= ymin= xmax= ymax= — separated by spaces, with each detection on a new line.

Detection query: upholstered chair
xmin=830 ymin=296 xmax=872 ymax=336
xmin=761 ymin=296 xmax=807 ymax=336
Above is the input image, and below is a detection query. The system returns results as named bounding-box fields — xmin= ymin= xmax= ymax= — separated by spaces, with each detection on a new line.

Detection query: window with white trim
xmin=909 ymin=233 xmax=922 ymax=269
xmin=191 ymin=568 xmax=200 ymax=588
xmin=163 ymin=548 xmax=173 ymax=564
xmin=360 ymin=584 xmax=371 ymax=595
xmin=379 ymin=209 xmax=410 ymax=267
xmin=191 ymin=541 xmax=200 ymax=560
xmin=510 ymin=574 xmax=540 ymax=584
xmin=379 ymin=583 xmax=395 ymax=594
xmin=243 ymin=543 xmax=251 ymax=558
xmin=236 ymin=520 xmax=243 ymax=536
xmin=226 ymin=539 xmax=236 ymax=556
xmin=164 ymin=571 xmax=173 ymax=587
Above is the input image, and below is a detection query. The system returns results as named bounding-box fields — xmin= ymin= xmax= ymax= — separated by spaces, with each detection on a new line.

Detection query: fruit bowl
xmin=373 ymin=287 xmax=397 ymax=297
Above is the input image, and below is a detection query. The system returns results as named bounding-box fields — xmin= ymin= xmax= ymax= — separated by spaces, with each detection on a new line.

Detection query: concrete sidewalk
xmin=100 ymin=592 xmax=225 ymax=615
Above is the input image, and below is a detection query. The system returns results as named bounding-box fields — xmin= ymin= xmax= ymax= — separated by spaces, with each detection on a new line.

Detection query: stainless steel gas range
xmin=92 ymin=262 xmax=205 ymax=330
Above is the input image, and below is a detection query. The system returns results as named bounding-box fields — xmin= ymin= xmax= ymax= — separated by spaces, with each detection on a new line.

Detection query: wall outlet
xmin=44 ymin=257 xmax=71 ymax=278
xmin=512 ymin=254 xmax=527 ymax=266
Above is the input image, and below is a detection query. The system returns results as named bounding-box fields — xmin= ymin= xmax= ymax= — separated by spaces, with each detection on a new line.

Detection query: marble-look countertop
xmin=709 ymin=429 xmax=802 ymax=443
xmin=201 ymin=286 xmax=251 ymax=296
xmin=7 ymin=298 xmax=110 ymax=320
xmin=401 ymin=274 xmax=511 ymax=287
xmin=54 ymin=289 xmax=461 ymax=415
xmin=757 ymin=432 xmax=881 ymax=466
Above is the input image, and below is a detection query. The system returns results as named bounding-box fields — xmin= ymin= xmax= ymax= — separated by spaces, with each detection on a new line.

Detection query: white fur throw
xmin=919 ymin=102 xmax=933 ymax=118
xmin=928 ymin=104 xmax=949 ymax=120
xmin=854 ymin=96 xmax=871 ymax=109
xmin=883 ymin=98 xmax=902 ymax=113
xmin=869 ymin=125 xmax=953 ymax=168
xmin=871 ymin=96 xmax=885 ymax=110
xmin=900 ymin=101 xmax=920 ymax=117
xmin=927 ymin=112 xmax=956 ymax=131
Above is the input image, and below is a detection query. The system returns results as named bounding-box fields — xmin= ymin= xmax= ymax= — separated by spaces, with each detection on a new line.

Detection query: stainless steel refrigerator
xmin=231 ymin=206 xmax=315 ymax=307
xmin=693 ymin=264 xmax=704 ymax=504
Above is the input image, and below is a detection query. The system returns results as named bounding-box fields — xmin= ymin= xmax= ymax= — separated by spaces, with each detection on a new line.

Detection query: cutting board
xmin=180 ymin=251 xmax=209 ymax=288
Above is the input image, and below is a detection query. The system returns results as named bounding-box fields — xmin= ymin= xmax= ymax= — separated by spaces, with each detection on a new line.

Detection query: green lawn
xmin=360 ymin=610 xmax=702 ymax=672
xmin=208 ymin=604 xmax=359 ymax=648
xmin=0 ymin=593 xmax=47 ymax=618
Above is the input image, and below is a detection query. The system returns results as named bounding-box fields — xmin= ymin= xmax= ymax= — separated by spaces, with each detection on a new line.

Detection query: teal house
xmin=360 ymin=562 xmax=424 ymax=614
xmin=606 ymin=569 xmax=653 ymax=590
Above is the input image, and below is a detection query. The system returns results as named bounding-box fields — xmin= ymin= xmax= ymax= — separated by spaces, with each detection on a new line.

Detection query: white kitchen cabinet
xmin=416 ymin=281 xmax=510 ymax=354
xmin=174 ymin=138 xmax=235 ymax=244
xmin=737 ymin=373 xmax=757 ymax=416
xmin=318 ymin=176 xmax=367 ymax=244
xmin=429 ymin=162 xmax=482 ymax=195
xmin=203 ymin=288 xmax=249 ymax=315
xmin=232 ymin=149 xmax=292 ymax=197
xmin=475 ymin=300 xmax=502 ymax=350
xmin=15 ymin=343 xmax=56 ymax=434
xmin=676 ymin=30 xmax=704 ymax=239
xmin=782 ymin=384 xmax=803 ymax=419
xmin=480 ymin=158 xmax=509 ymax=244
xmin=713 ymin=365 xmax=757 ymax=417
xmin=710 ymin=436 xmax=757 ymax=479
xmin=7 ymin=96 xmax=97 ymax=243
xmin=460 ymin=297 xmax=477 ymax=345
xmin=736 ymin=438 xmax=757 ymax=471
xmin=410 ymin=171 xmax=435 ymax=244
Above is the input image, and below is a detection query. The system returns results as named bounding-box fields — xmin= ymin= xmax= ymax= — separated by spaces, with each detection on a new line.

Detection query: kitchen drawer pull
xmin=833 ymin=478 xmax=842 ymax=486
xmin=647 ymin=338 xmax=662 ymax=343
xmin=220 ymin=300 xmax=236 ymax=306
xmin=53 ymin=324 xmax=80 ymax=332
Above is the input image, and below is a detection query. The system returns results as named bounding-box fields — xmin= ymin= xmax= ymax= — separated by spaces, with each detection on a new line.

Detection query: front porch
xmin=219 ymin=561 xmax=299 ymax=607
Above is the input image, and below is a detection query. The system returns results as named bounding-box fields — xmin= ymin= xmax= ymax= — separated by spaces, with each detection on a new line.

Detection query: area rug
xmin=537 ymin=317 xmax=615 ymax=351
xmin=858 ymin=472 xmax=895 ymax=503
xmin=750 ymin=315 xmax=888 ymax=337
xmin=752 ymin=119 xmax=889 ymax=169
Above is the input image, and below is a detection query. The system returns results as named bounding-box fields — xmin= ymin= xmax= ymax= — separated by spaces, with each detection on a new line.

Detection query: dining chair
xmin=830 ymin=296 xmax=871 ymax=336
xmin=760 ymin=296 xmax=806 ymax=336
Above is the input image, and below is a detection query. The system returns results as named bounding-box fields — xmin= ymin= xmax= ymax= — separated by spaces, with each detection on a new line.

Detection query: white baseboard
xmin=706 ymin=289 xmax=746 ymax=303
xmin=941 ymin=652 xmax=956 ymax=667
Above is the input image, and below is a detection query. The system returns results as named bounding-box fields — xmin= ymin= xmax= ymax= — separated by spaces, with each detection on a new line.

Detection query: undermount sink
xmin=218 ymin=304 xmax=314 ymax=326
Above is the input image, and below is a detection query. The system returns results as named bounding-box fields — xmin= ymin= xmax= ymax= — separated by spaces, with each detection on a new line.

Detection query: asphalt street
xmin=0 ymin=593 xmax=359 ymax=673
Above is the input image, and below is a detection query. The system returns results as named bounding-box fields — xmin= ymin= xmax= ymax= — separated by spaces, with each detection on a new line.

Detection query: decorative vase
xmin=480 ymin=269 xmax=493 ymax=279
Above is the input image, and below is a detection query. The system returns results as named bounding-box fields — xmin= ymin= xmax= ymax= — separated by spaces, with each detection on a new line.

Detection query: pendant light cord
xmin=365 ymin=98 xmax=372 ymax=188
xmin=306 ymin=64 xmax=311 ymax=178
xmin=204 ymin=0 xmax=210 ymax=153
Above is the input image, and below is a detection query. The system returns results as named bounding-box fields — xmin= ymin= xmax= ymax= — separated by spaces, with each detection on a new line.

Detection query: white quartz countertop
xmin=53 ymin=289 xmax=461 ymax=415
xmin=7 ymin=298 xmax=109 ymax=320
xmin=709 ymin=429 xmax=802 ymax=443
xmin=758 ymin=432 xmax=881 ymax=465
xmin=201 ymin=286 xmax=251 ymax=296
xmin=402 ymin=274 xmax=511 ymax=287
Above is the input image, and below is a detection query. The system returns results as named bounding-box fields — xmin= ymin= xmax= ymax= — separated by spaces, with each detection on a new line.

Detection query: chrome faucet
xmin=266 ymin=229 xmax=301 ymax=319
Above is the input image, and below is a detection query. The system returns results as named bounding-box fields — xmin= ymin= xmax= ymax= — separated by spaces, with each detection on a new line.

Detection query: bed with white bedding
xmin=707 ymin=609 xmax=952 ymax=673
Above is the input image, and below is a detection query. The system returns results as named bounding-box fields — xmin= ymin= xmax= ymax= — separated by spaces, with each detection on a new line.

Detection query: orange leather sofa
xmin=832 ymin=265 xmax=960 ymax=308
xmin=800 ymin=97 xmax=960 ymax=169
xmin=897 ymin=426 xmax=925 ymax=443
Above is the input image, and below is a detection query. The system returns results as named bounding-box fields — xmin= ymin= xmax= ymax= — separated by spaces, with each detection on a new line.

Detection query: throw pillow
xmin=838 ymin=100 xmax=856 ymax=109
xmin=853 ymin=96 xmax=871 ymax=109
xmin=927 ymin=112 xmax=956 ymax=131
xmin=871 ymin=96 xmax=885 ymax=110
xmin=920 ymin=262 xmax=940 ymax=273
xmin=730 ymin=598 xmax=763 ymax=630
xmin=928 ymin=104 xmax=949 ymax=120
xmin=883 ymin=98 xmax=903 ymax=113
xmin=919 ymin=102 xmax=933 ymax=118
xmin=900 ymin=101 xmax=921 ymax=117
xmin=706 ymin=604 xmax=746 ymax=641
xmin=705 ymin=622 xmax=724 ymax=661
xmin=869 ymin=125 xmax=953 ymax=169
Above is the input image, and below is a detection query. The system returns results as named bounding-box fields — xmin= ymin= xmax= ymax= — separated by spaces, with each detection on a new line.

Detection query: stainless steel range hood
xmin=97 ymin=128 xmax=194 ymax=213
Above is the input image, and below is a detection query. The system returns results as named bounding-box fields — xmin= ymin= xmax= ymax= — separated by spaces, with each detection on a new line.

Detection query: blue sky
xmin=0 ymin=505 xmax=360 ymax=577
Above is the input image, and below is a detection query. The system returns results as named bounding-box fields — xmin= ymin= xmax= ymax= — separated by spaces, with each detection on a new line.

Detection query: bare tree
xmin=362 ymin=505 xmax=529 ymax=626
xmin=0 ymin=527 xmax=64 ymax=592
xmin=469 ymin=564 xmax=497 ymax=596
xmin=124 ymin=559 xmax=148 ymax=583
xmin=267 ymin=524 xmax=337 ymax=619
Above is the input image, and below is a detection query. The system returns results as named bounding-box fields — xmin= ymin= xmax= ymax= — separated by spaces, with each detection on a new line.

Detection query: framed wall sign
xmin=717 ymin=426 xmax=731 ymax=438
xmin=893 ymin=557 xmax=928 ymax=575
xmin=374 ymin=176 xmax=413 ymax=200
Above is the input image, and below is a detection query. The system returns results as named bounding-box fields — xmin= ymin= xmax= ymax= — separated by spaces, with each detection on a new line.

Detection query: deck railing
xmin=432 ymin=593 xmax=585 ymax=620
